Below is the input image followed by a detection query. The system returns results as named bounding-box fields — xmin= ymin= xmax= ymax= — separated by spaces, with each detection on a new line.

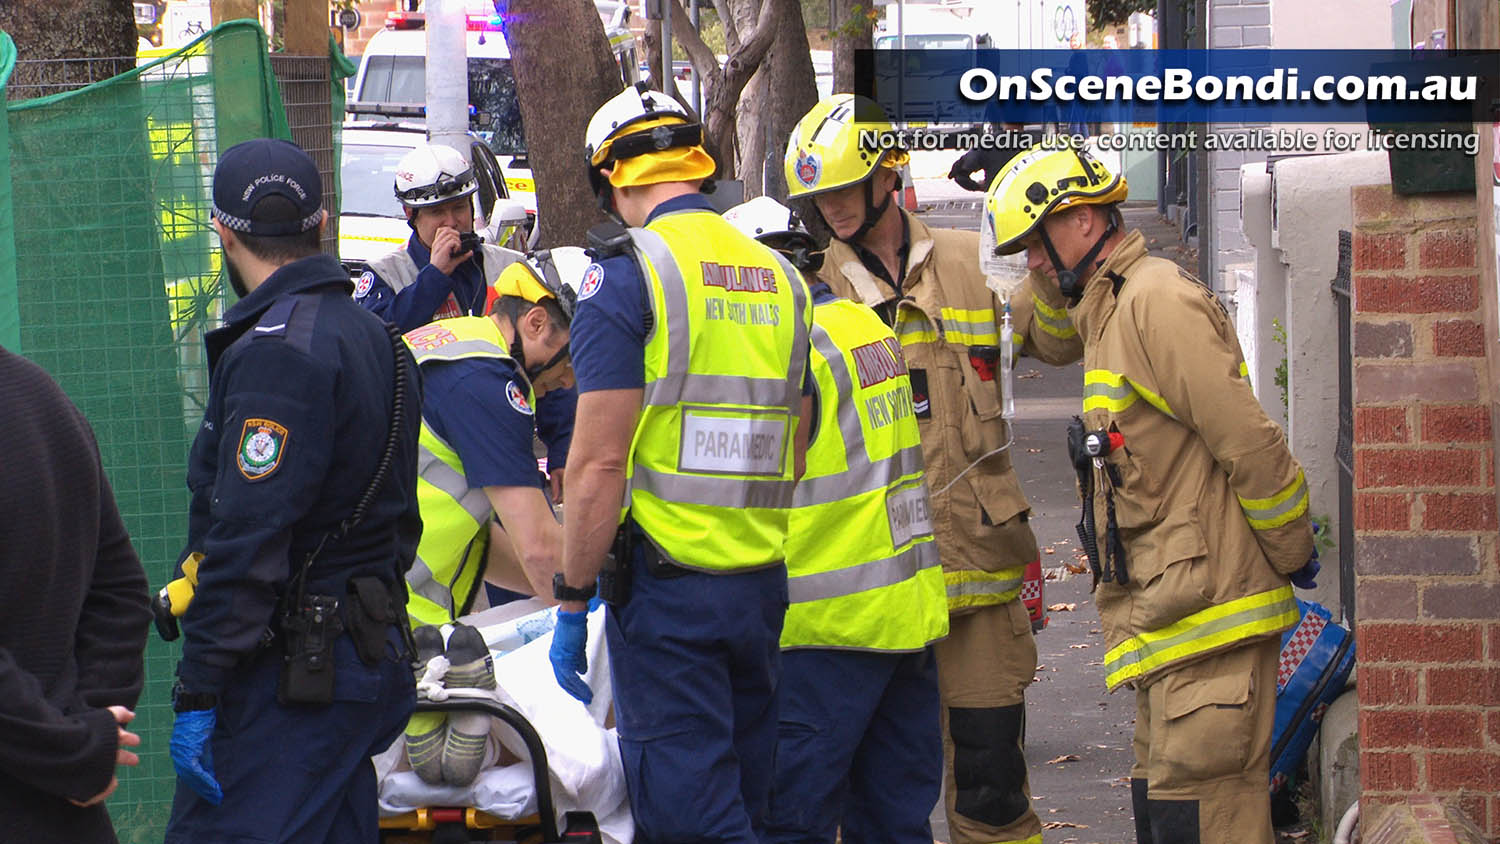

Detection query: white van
xmin=350 ymin=4 xmax=641 ymax=220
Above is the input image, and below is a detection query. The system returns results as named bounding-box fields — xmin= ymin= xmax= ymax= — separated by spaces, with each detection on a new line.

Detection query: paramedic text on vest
xmin=723 ymin=196 xmax=951 ymax=844
xmin=550 ymin=82 xmax=814 ymax=844
xmin=788 ymin=94 xmax=1082 ymax=844
xmin=987 ymin=142 xmax=1318 ymax=844
xmin=166 ymin=139 xmax=422 ymax=844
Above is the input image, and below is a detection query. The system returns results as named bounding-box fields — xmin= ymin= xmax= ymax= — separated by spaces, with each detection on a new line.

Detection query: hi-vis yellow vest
xmin=622 ymin=209 xmax=812 ymax=571
xmin=402 ymin=316 xmax=534 ymax=626
xmin=783 ymin=299 xmax=948 ymax=651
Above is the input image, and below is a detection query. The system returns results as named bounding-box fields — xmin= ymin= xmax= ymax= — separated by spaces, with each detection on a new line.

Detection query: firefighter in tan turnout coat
xmin=985 ymin=142 xmax=1319 ymax=844
xmin=786 ymin=95 xmax=1083 ymax=844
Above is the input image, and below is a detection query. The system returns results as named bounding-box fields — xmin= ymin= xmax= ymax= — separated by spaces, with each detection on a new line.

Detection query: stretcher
xmin=375 ymin=602 xmax=632 ymax=844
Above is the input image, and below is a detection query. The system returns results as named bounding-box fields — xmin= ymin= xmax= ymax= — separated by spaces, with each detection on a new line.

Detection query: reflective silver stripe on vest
xmin=628 ymin=226 xmax=807 ymax=409
xmin=795 ymin=319 xmax=924 ymax=506
xmin=409 ymin=338 xmax=512 ymax=365
xmin=406 ymin=552 xmax=454 ymax=613
xmin=368 ymin=244 xmax=523 ymax=298
xmin=632 ymin=464 xmax=796 ymax=509
xmin=417 ymin=440 xmax=492 ymax=524
xmin=945 ymin=574 xmax=1024 ymax=602
xmin=788 ymin=539 xmax=941 ymax=604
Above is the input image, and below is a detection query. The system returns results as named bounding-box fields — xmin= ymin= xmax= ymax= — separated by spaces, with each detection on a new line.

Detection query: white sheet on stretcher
xmin=374 ymin=601 xmax=632 ymax=844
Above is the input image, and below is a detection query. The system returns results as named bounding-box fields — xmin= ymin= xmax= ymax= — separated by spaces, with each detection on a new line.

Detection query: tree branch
xmin=670 ymin=0 xmax=721 ymax=90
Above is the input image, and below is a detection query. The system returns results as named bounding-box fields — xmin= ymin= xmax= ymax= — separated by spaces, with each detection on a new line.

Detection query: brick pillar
xmin=344 ymin=0 xmax=400 ymax=57
xmin=1351 ymin=184 xmax=1500 ymax=836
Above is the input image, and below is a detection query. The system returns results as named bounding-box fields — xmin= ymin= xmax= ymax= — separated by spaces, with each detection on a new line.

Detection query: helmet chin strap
xmin=849 ymin=177 xmax=893 ymax=244
xmin=1040 ymin=214 xmax=1118 ymax=305
xmin=510 ymin=325 xmax=571 ymax=382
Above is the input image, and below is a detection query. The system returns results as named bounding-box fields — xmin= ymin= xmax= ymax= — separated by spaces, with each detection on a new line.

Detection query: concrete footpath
xmin=911 ymin=175 xmax=1313 ymax=843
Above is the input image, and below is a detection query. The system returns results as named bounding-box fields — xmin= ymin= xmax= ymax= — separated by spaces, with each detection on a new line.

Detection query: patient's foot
xmin=403 ymin=625 xmax=447 ymax=785
xmin=442 ymin=623 xmax=497 ymax=786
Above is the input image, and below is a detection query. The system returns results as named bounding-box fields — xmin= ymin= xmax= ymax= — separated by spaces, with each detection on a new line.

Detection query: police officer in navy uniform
xmin=165 ymin=138 xmax=421 ymax=844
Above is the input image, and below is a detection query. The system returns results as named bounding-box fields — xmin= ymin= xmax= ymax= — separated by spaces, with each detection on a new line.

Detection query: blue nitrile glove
xmin=1290 ymin=547 xmax=1320 ymax=590
xmin=550 ymin=608 xmax=593 ymax=704
xmin=170 ymin=709 xmax=223 ymax=805
xmin=587 ymin=595 xmax=603 ymax=613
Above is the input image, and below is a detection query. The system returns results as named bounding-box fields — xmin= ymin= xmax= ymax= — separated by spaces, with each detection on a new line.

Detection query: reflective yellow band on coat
xmin=1238 ymin=360 xmax=1249 ymax=378
xmin=896 ymin=314 xmax=937 ymax=347
xmin=1030 ymin=292 xmax=1078 ymax=339
xmin=940 ymin=306 xmax=999 ymax=346
xmin=1103 ymin=586 xmax=1299 ymax=689
xmin=1083 ymin=370 xmax=1138 ymax=413
xmin=1238 ymin=470 xmax=1310 ymax=530
xmin=944 ymin=567 xmax=1024 ymax=610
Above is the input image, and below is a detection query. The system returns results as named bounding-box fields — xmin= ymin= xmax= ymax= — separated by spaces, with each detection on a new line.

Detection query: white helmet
xmin=584 ymin=82 xmax=697 ymax=167
xmin=394 ymin=143 xmax=478 ymax=208
xmin=491 ymin=246 xmax=594 ymax=324
xmin=723 ymin=196 xmax=823 ymax=273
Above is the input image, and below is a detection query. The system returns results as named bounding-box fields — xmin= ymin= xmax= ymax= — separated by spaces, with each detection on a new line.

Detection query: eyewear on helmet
xmin=602 ymin=122 xmax=703 ymax=165
xmin=397 ymin=168 xmax=475 ymax=202
xmin=529 ymin=249 xmax=579 ymax=320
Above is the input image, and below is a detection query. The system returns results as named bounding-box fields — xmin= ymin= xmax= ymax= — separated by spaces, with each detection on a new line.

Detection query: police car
xmin=338 ymin=121 xmax=526 ymax=280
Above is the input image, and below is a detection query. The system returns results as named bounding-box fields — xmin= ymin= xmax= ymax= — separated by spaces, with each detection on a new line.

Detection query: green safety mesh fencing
xmin=0 ymin=21 xmax=323 ymax=841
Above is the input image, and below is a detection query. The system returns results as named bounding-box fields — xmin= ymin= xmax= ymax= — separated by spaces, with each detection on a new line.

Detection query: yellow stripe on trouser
xmin=1238 ymin=469 xmax=1310 ymax=530
xmin=1030 ymin=292 xmax=1077 ymax=340
xmin=944 ymin=567 xmax=1024 ymax=611
xmin=1103 ymin=586 xmax=1299 ymax=689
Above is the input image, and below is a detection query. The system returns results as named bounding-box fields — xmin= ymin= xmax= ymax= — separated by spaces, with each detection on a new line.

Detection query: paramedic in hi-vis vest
xmin=397 ymin=251 xmax=585 ymax=788
xmin=985 ymin=143 xmax=1318 ymax=844
xmin=786 ymin=95 xmax=1081 ymax=844
xmin=725 ymin=196 xmax=950 ymax=844
xmin=549 ymin=82 xmax=814 ymax=844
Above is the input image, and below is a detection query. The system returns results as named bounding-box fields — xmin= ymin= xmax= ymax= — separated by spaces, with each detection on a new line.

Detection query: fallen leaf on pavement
xmin=1027 ymin=447 xmax=1043 ymax=453
xmin=1069 ymin=643 xmax=1090 ymax=649
xmin=1042 ymin=546 xmax=1055 ymax=554
xmin=1047 ymin=602 xmax=1077 ymax=612
xmin=1064 ymin=561 xmax=1089 ymax=574
xmin=1041 ymin=821 xmax=1088 ymax=829
xmin=1018 ymin=371 xmax=1042 ymax=379
xmin=1283 ymin=832 xmax=1309 ymax=840
xmin=1046 ymin=754 xmax=1080 ymax=764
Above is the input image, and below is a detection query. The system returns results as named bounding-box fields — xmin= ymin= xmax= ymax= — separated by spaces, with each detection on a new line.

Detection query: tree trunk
xmin=499 ymin=0 xmax=623 ymax=248
xmin=671 ymin=0 xmax=782 ymax=178
xmin=0 ymin=0 xmax=137 ymax=92
xmin=733 ymin=0 xmax=817 ymax=200
xmin=829 ymin=0 xmax=871 ymax=96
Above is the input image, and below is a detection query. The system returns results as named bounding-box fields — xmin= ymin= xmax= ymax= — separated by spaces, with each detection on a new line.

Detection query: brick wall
xmin=1351 ymin=184 xmax=1500 ymax=837
xmin=344 ymin=0 xmax=402 ymax=57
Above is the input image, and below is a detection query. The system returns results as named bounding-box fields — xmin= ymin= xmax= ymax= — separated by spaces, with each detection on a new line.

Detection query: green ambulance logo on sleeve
xmin=238 ymin=418 xmax=288 ymax=481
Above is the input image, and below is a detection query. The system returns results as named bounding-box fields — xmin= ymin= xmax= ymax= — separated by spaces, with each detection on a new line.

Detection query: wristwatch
xmin=552 ymin=572 xmax=597 ymax=602
xmin=171 ymin=682 xmax=218 ymax=713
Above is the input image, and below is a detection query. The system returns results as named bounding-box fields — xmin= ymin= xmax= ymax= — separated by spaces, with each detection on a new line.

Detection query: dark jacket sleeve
xmin=178 ymin=341 xmax=336 ymax=694
xmin=0 ymin=651 xmax=121 ymax=803
xmin=534 ymin=385 xmax=576 ymax=470
xmin=72 ymin=471 xmax=150 ymax=711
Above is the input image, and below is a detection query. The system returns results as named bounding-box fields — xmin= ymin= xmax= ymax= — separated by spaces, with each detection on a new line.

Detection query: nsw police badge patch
xmin=237 ymin=418 xmax=288 ymax=481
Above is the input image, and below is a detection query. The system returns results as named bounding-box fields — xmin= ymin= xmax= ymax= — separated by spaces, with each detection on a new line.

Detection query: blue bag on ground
xmin=1270 ymin=599 xmax=1356 ymax=794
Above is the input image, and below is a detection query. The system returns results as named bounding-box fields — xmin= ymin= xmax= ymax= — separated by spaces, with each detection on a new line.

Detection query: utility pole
xmin=426 ymin=0 xmax=471 ymax=161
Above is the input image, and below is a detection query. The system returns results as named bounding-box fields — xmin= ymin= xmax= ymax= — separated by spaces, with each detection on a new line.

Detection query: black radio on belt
xmin=277 ymin=594 xmax=343 ymax=705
